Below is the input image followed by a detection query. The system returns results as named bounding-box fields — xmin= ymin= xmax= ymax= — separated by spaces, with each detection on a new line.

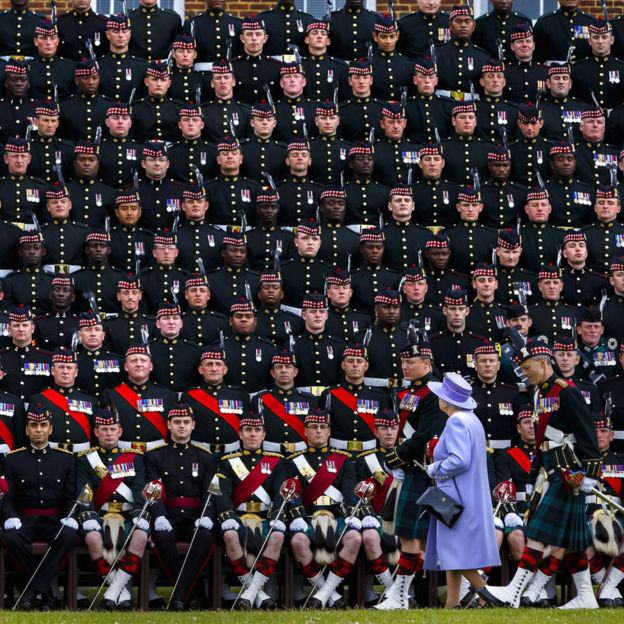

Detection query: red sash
xmin=397 ymin=386 xmax=430 ymax=431
xmin=331 ymin=387 xmax=375 ymax=435
xmin=302 ymin=452 xmax=347 ymax=507
xmin=93 ymin=452 xmax=138 ymax=511
xmin=41 ymin=388 xmax=91 ymax=442
xmin=604 ymin=477 xmax=623 ymax=498
xmin=187 ymin=388 xmax=241 ymax=433
xmin=0 ymin=419 xmax=14 ymax=450
xmin=115 ymin=383 xmax=168 ymax=440
xmin=372 ymin=474 xmax=395 ymax=514
xmin=534 ymin=381 xmax=569 ymax=463
xmin=506 ymin=447 xmax=532 ymax=474
xmin=261 ymin=394 xmax=306 ymax=440
xmin=231 ymin=455 xmax=281 ymax=507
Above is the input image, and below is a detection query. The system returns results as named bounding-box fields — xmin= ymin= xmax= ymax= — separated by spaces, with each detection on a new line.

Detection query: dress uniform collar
xmin=457 ymin=135 xmax=473 ymax=142
xmin=346 ymin=382 xmax=363 ymax=391
xmin=113 ymin=137 xmax=128 ymax=143
xmin=531 ymin=222 xmax=545 ymax=229
xmin=562 ymin=8 xmax=578 ymax=17
xmin=600 ymin=221 xmax=614 ymax=228
xmin=347 ymin=6 xmax=360 ymax=13
xmin=587 ymin=141 xmax=602 ymax=148
xmin=90 ymin=263 xmax=106 ymax=271
xmin=326 ymin=222 xmax=342 ymax=228
xmin=234 ymin=335 xmax=251 ymax=342
xmin=39 ymin=56 xmax=55 ymax=64
xmin=485 ymin=96 xmax=501 ymax=104
xmin=521 ymin=442 xmax=533 ymax=452
xmin=226 ymin=266 xmax=241 ymax=273
xmin=311 ymin=54 xmax=325 ymax=61
xmin=462 ymin=220 xmax=476 ymax=228
xmin=141 ymin=5 xmax=157 ymax=12
xmin=393 ymin=220 xmax=409 ymax=228
xmin=14 ymin=344 xmax=31 ymax=352
xmin=477 ymin=299 xmax=494 ymax=308
xmin=243 ymin=448 xmax=262 ymax=455
xmin=306 ymin=331 xmax=324 ymax=340
xmin=111 ymin=53 xmax=127 ymax=59
xmin=255 ymin=137 xmax=270 ymax=144
xmin=123 ymin=312 xmax=139 ymax=319
xmin=262 ymin=306 xmax=278 ymax=315
xmin=331 ymin=305 xmax=349 ymax=314
xmin=277 ymin=387 xmax=294 ymax=396
xmin=379 ymin=446 xmax=390 ymax=453
xmin=245 ymin=54 xmax=264 ymax=61
xmin=279 ymin=4 xmax=294 ymax=10
xmin=130 ymin=382 xmax=148 ymax=391
xmin=9 ymin=174 xmax=25 ymax=181
xmin=297 ymin=256 xmax=313 ymax=264
xmin=54 ymin=384 xmax=74 ymax=394
xmin=555 ymin=175 xmax=573 ymax=185
xmin=183 ymin=138 xmax=199 ymax=146
xmin=286 ymin=96 xmax=302 ymax=104
xmin=408 ymin=301 xmax=424 ymax=310
xmin=72 ymin=9 xmax=90 ymax=16
xmin=453 ymin=40 xmax=469 ymax=48
xmin=354 ymin=176 xmax=370 ymax=185
xmin=616 ymin=296 xmax=624 ymax=303
xmin=149 ymin=96 xmax=165 ymax=104
xmin=163 ymin=337 xmax=178 ymax=345
xmin=191 ymin=308 xmax=206 ymax=315
xmin=380 ymin=51 xmax=395 ymax=58
xmin=523 ymin=137 xmax=537 ymax=144
xmin=411 ymin=379 xmax=423 ymax=387
xmin=203 ymin=382 xmax=222 ymax=392
xmin=209 ymin=8 xmax=223 ymax=15
xmin=30 ymin=444 xmax=49 ymax=454
xmin=52 ymin=218 xmax=69 ymax=225
xmin=79 ymin=177 xmax=95 ymax=185
xmin=568 ymin=266 xmax=585 ymax=275
xmin=172 ymin=442 xmax=190 ymax=449
xmin=308 ymin=445 xmax=328 ymax=452
xmin=101 ymin=446 xmax=119 ymax=453
xmin=365 ymin=264 xmax=380 ymax=272
xmin=545 ymin=300 xmax=560 ymax=308
xmin=382 ymin=325 xmax=397 ymax=334
xmin=222 ymin=174 xmax=239 ymax=182
xmin=594 ymin=55 xmax=609 ymax=63
xmin=85 ymin=349 xmax=101 ymax=357
xmin=291 ymin=176 xmax=307 ymax=183
xmin=478 ymin=379 xmax=496 ymax=389
xmin=149 ymin=178 xmax=163 ymax=187
xmin=261 ymin=224 xmax=276 ymax=232
xmin=425 ymin=178 xmax=440 ymax=187
xmin=355 ymin=97 xmax=370 ymax=104
xmin=158 ymin=264 xmax=172 ymax=272
xmin=10 ymin=7 xmax=27 ymax=14
xmin=321 ymin=135 xmax=335 ymax=142
xmin=419 ymin=94 xmax=433 ymax=101
xmin=80 ymin=93 xmax=97 ymax=100
xmin=446 ymin=328 xmax=465 ymax=338
xmin=25 ymin=267 xmax=41 ymax=273
xmin=189 ymin=218 xmax=205 ymax=226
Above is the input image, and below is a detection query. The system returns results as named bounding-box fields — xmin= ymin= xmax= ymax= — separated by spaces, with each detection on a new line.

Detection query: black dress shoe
xmin=117 ymin=599 xmax=132 ymax=611
xmin=598 ymin=598 xmax=615 ymax=608
xmin=235 ymin=597 xmax=253 ymax=610
xmin=257 ymin=596 xmax=277 ymax=610
xmin=101 ymin=598 xmax=116 ymax=610
xmin=169 ymin=599 xmax=186 ymax=611
xmin=39 ymin=593 xmax=55 ymax=612
xmin=76 ymin=597 xmax=89 ymax=609
xmin=17 ymin=590 xmax=37 ymax=611
xmin=614 ymin=596 xmax=624 ymax=607
xmin=306 ymin=597 xmax=324 ymax=609
xmin=535 ymin=598 xmax=552 ymax=608
xmin=149 ymin=597 xmax=166 ymax=610
xmin=475 ymin=587 xmax=507 ymax=607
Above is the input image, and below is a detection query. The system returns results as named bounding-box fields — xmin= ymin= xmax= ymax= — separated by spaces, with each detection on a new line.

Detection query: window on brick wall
xmin=95 ymin=0 xmax=184 ymax=16
xmin=484 ymin=0 xmax=558 ymax=19
xmin=295 ymin=0 xmax=374 ymax=18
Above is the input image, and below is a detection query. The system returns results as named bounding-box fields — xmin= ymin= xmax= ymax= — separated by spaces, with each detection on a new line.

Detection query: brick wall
xmin=3 ymin=0 xmax=619 ymax=20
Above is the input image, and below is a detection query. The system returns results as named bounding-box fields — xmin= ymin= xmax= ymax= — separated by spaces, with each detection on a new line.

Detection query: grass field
xmin=0 ymin=610 xmax=621 ymax=624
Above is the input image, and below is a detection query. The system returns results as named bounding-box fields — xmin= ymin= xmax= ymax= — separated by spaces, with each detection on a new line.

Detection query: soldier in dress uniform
xmin=532 ymin=0 xmax=593 ymax=64
xmin=301 ymin=22 xmax=349 ymax=104
xmin=33 ymin=275 xmax=79 ymax=351
xmin=318 ymin=188 xmax=359 ymax=269
xmin=376 ymin=333 xmax=446 ymax=610
xmin=255 ymin=269 xmax=304 ymax=347
xmin=494 ymin=229 xmax=538 ymax=306
xmin=216 ymin=411 xmax=286 ymax=609
xmin=546 ymin=141 xmax=595 ymax=228
xmin=257 ymin=0 xmax=313 ymax=55
xmin=283 ymin=408 xmax=361 ymax=607
xmin=222 ymin=297 xmax=278 ymax=393
xmin=184 ymin=0 xmax=241 ymax=62
xmin=343 ymin=142 xmax=389 ymax=224
xmin=350 ymin=228 xmax=401 ymax=314
xmin=28 ymin=346 xmax=96 ymax=453
xmin=561 ymin=231 xmax=607 ymax=309
xmin=98 ymin=104 xmax=143 ymax=191
xmin=293 ymin=292 xmax=345 ymax=392
xmin=325 ymin=267 xmax=371 ymax=343
xmin=603 ymin=256 xmax=624 ymax=345
xmin=0 ymin=381 xmax=25 ymax=452
xmin=0 ymin=137 xmax=46 ymax=224
xmin=145 ymin=403 xmax=217 ymax=611
xmin=57 ymin=0 xmax=109 ymax=61
xmin=503 ymin=24 xmax=548 ymax=105
xmin=528 ymin=264 xmax=580 ymax=344
xmin=321 ymin=342 xmax=390 ymax=455
xmin=571 ymin=19 xmax=624 ymax=111
xmin=101 ymin=343 xmax=178 ymax=452
xmin=28 ymin=22 xmax=75 ymax=101
xmin=519 ymin=188 xmax=564 ymax=274
xmin=129 ymin=0 xmax=181 ymax=61
xmin=131 ymin=63 xmax=183 ymax=143
xmin=0 ymin=62 xmax=37 ymax=144
xmin=252 ymin=350 xmax=316 ymax=455
xmin=3 ymin=234 xmax=54 ymax=313
xmin=398 ymin=0 xmax=449 ymax=60
xmin=338 ymin=61 xmax=384 ymax=145
xmin=540 ymin=63 xmax=586 ymax=142
xmin=430 ymin=289 xmax=487 ymax=376
xmin=181 ymin=273 xmax=229 ymax=347
xmin=0 ymin=0 xmax=47 ymax=57
xmin=67 ymin=141 xmax=117 ymax=228
xmin=98 ymin=15 xmax=148 ymax=103
xmin=2 ymin=403 xmax=78 ymax=611
xmin=104 ymin=275 xmax=156 ymax=356
xmin=149 ymin=302 xmax=202 ymax=392
xmin=328 ymin=0 xmax=377 ymax=61
xmin=231 ymin=17 xmax=283 ymax=106
xmin=0 ymin=306 xmax=53 ymax=402
xmin=75 ymin=311 xmax=122 ymax=398
xmin=110 ymin=191 xmax=154 ymax=273
xmin=399 ymin=265 xmax=444 ymax=332
xmin=168 ymin=35 xmax=212 ymax=106
xmin=576 ymin=306 xmax=618 ymax=383
xmin=181 ymin=347 xmax=248 ymax=456
xmin=479 ymin=340 xmax=602 ymax=610
xmin=77 ymin=408 xmax=148 ymax=609
xmin=369 ymin=15 xmax=413 ymax=102
xmin=466 ymin=263 xmax=508 ymax=343
xmin=598 ymin=345 xmax=624 ymax=452
xmin=583 ymin=185 xmax=624 ymax=275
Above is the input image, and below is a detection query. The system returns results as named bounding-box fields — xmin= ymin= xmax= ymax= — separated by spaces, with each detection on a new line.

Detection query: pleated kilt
xmin=394 ymin=469 xmax=430 ymax=540
xmin=526 ymin=474 xmax=592 ymax=551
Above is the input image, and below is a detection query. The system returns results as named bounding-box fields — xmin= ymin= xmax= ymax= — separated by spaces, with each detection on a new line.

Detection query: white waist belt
xmin=119 ymin=439 xmax=163 ymax=451
xmin=435 ymin=89 xmax=480 ymax=101
xmin=544 ymin=425 xmax=576 ymax=448
xmin=330 ymin=437 xmax=376 ymax=451
xmin=263 ymin=440 xmax=306 ymax=452
xmin=489 ymin=439 xmax=511 ymax=450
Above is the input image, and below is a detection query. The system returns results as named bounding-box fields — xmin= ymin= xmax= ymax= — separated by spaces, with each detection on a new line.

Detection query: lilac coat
xmin=424 ymin=410 xmax=500 ymax=571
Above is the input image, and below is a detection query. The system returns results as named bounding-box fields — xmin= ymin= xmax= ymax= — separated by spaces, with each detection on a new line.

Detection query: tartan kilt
xmin=526 ymin=475 xmax=592 ymax=551
xmin=394 ymin=470 xmax=430 ymax=540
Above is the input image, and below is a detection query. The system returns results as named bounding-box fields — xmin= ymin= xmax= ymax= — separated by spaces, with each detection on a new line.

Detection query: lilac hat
xmin=427 ymin=372 xmax=477 ymax=410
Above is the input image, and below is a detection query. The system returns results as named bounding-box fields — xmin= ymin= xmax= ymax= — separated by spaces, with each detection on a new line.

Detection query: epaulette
xmin=53 ymin=446 xmax=73 ymax=454
xmin=263 ymin=451 xmax=283 ymax=458
xmin=7 ymin=447 xmax=26 ymax=454
xmin=330 ymin=448 xmax=351 ymax=457
xmin=287 ymin=449 xmax=305 ymax=459
xmin=215 ymin=472 xmax=226 ymax=479
xmin=222 ymin=451 xmax=242 ymax=460
xmin=146 ymin=442 xmax=168 ymax=451
xmin=357 ymin=448 xmax=377 ymax=458
xmin=190 ymin=441 xmax=211 ymax=453
xmin=555 ymin=378 xmax=569 ymax=388
xmin=127 ymin=447 xmax=144 ymax=455
xmin=77 ymin=447 xmax=99 ymax=457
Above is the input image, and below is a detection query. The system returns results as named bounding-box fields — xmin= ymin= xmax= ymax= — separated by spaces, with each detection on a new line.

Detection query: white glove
xmin=494 ymin=515 xmax=504 ymax=530
xmin=289 ymin=517 xmax=308 ymax=532
xmin=361 ymin=515 xmax=380 ymax=529
xmin=82 ymin=519 xmax=101 ymax=532
xmin=221 ymin=518 xmax=239 ymax=531
xmin=270 ymin=519 xmax=286 ymax=532
xmin=4 ymin=517 xmax=21 ymax=530
xmin=154 ymin=516 xmax=173 ymax=532
xmin=133 ymin=517 xmax=150 ymax=531
xmin=61 ymin=517 xmax=78 ymax=530
xmin=580 ymin=477 xmax=598 ymax=493
xmin=345 ymin=516 xmax=362 ymax=531
xmin=195 ymin=516 xmax=214 ymax=530
xmin=426 ymin=463 xmax=437 ymax=478
xmin=525 ymin=484 xmax=534 ymax=496
xmin=504 ymin=512 xmax=524 ymax=529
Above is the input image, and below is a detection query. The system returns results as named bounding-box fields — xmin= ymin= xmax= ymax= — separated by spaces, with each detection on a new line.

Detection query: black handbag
xmin=416 ymin=478 xmax=464 ymax=529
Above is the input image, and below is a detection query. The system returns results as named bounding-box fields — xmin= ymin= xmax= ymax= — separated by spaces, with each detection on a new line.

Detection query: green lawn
xmin=0 ymin=610 xmax=621 ymax=624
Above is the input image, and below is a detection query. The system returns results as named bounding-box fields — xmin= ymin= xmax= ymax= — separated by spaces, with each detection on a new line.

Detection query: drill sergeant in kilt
xmin=375 ymin=331 xmax=446 ymax=610
xmin=252 ymin=350 xmax=317 ymax=455
xmin=217 ymin=412 xmax=285 ymax=609
xmin=77 ymin=408 xmax=148 ymax=610
xmin=181 ymin=347 xmax=249 ymax=456
xmin=322 ymin=343 xmax=391 ymax=456
xmin=479 ymin=340 xmax=603 ymax=609
xmin=29 ymin=347 xmax=97 ymax=454
xmin=101 ymin=344 xmax=178 ymax=452
xmin=145 ymin=403 xmax=218 ymax=611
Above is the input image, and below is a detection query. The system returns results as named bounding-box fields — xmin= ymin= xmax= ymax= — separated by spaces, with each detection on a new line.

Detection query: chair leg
xmin=212 ymin=545 xmax=222 ymax=609
xmin=139 ymin=548 xmax=150 ymax=611
xmin=66 ymin=548 xmax=77 ymax=610
xmin=283 ymin=548 xmax=294 ymax=608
